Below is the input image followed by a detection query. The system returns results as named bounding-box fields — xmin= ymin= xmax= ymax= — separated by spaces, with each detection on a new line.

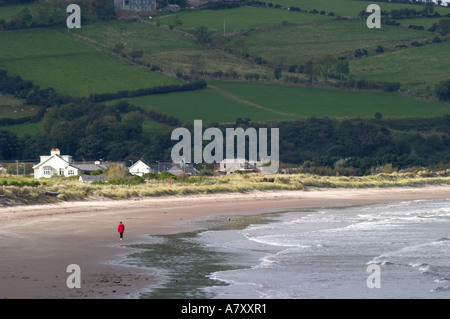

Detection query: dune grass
xmin=1 ymin=170 xmax=449 ymax=205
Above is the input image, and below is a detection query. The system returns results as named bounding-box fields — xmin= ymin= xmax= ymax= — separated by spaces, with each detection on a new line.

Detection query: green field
xmin=0 ymin=3 xmax=33 ymax=21
xmin=0 ymin=93 xmax=40 ymax=119
xmin=1 ymin=121 xmax=42 ymax=136
xmin=76 ymin=20 xmax=272 ymax=77
xmin=0 ymin=28 xmax=181 ymax=97
xmin=399 ymin=17 xmax=446 ymax=28
xmin=0 ymin=93 xmax=25 ymax=107
xmin=226 ymin=19 xmax=438 ymax=65
xmin=351 ymin=40 xmax=450 ymax=92
xmin=156 ymin=7 xmax=330 ymax=33
xmin=260 ymin=0 xmax=450 ymax=17
xmin=114 ymin=81 xmax=450 ymax=124
xmin=1 ymin=0 xmax=449 ymax=135
xmin=0 ymin=104 xmax=39 ymax=119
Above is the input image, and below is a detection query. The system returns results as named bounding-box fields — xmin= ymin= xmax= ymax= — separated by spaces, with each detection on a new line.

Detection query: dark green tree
xmin=435 ymin=80 xmax=450 ymax=101
xmin=436 ymin=19 xmax=450 ymax=38
xmin=274 ymin=67 xmax=282 ymax=80
xmin=193 ymin=25 xmax=213 ymax=45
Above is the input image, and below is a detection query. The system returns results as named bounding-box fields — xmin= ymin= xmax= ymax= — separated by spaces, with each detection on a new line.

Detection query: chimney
xmin=51 ymin=148 xmax=61 ymax=156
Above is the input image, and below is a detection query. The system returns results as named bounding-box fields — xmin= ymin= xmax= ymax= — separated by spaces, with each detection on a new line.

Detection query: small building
xmin=164 ymin=4 xmax=181 ymax=12
xmin=160 ymin=162 xmax=198 ymax=175
xmin=114 ymin=0 xmax=156 ymax=11
xmin=217 ymin=158 xmax=261 ymax=175
xmin=128 ymin=159 xmax=154 ymax=176
xmin=130 ymin=161 xmax=199 ymax=176
xmin=33 ymin=149 xmax=107 ymax=178
xmin=79 ymin=175 xmax=108 ymax=183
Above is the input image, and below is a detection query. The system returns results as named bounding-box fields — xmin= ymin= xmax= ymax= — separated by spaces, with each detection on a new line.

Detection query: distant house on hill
xmin=33 ymin=149 xmax=108 ymax=178
xmin=114 ymin=0 xmax=156 ymax=11
xmin=163 ymin=4 xmax=181 ymax=12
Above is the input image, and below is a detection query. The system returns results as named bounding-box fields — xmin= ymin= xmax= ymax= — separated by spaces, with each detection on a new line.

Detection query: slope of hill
xmin=0 ymin=0 xmax=449 ymax=171
xmin=0 ymin=27 xmax=181 ymax=97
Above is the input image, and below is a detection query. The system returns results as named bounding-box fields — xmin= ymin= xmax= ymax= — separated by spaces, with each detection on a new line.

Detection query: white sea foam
xmin=204 ymin=198 xmax=450 ymax=298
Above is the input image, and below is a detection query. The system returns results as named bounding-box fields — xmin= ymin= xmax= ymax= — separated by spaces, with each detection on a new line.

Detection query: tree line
xmin=1 ymin=68 xmax=448 ymax=171
xmin=90 ymin=80 xmax=207 ymax=103
xmin=1 ymin=108 xmax=449 ymax=174
xmin=0 ymin=69 xmax=196 ymax=162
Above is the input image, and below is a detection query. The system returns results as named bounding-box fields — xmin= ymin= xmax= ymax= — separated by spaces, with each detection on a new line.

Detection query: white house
xmin=33 ymin=149 xmax=107 ymax=178
xmin=128 ymin=159 xmax=154 ymax=176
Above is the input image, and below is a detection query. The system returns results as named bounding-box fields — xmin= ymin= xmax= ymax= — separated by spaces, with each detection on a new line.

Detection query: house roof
xmin=70 ymin=163 xmax=108 ymax=171
xmin=79 ymin=175 xmax=108 ymax=182
xmin=129 ymin=159 xmax=151 ymax=170
xmin=33 ymin=154 xmax=71 ymax=169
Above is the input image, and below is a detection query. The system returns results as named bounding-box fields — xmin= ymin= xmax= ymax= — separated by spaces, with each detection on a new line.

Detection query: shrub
xmin=158 ymin=171 xmax=175 ymax=180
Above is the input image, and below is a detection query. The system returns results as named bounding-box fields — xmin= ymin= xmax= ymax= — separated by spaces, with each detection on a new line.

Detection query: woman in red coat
xmin=118 ymin=221 xmax=125 ymax=240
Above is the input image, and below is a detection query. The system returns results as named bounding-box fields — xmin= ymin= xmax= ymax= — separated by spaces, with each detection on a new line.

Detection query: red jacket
xmin=118 ymin=223 xmax=125 ymax=233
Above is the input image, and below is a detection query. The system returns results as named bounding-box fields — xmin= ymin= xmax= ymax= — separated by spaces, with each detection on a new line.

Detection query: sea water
xmin=135 ymin=198 xmax=450 ymax=299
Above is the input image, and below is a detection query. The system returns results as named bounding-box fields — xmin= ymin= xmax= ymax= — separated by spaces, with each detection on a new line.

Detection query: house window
xmin=43 ymin=168 xmax=52 ymax=176
xmin=68 ymin=170 xmax=75 ymax=176
xmin=59 ymin=168 xmax=64 ymax=175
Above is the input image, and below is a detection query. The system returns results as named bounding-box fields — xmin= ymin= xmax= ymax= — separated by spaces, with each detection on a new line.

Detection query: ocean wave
xmin=246 ymin=234 xmax=311 ymax=249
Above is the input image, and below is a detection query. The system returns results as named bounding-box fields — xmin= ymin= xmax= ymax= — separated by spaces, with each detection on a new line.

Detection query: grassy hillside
xmin=0 ymin=3 xmax=33 ymax=21
xmin=351 ymin=40 xmax=450 ymax=93
xmin=75 ymin=19 xmax=272 ymax=78
xmin=1 ymin=121 xmax=42 ymax=137
xmin=225 ymin=19 xmax=438 ymax=65
xmin=115 ymin=81 xmax=450 ymax=124
xmin=259 ymin=0 xmax=450 ymax=17
xmin=0 ymin=27 xmax=181 ymax=97
xmin=155 ymin=7 xmax=330 ymax=33
xmin=0 ymin=1 xmax=449 ymax=141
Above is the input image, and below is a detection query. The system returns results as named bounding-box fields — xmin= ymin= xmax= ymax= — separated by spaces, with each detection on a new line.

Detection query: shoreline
xmin=1 ymin=185 xmax=449 ymax=299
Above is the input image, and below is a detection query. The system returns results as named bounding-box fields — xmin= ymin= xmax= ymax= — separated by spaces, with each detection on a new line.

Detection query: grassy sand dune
xmin=1 ymin=170 xmax=450 ymax=206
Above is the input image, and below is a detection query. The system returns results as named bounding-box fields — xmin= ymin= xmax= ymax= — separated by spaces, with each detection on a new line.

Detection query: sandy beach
xmin=1 ymin=185 xmax=449 ymax=299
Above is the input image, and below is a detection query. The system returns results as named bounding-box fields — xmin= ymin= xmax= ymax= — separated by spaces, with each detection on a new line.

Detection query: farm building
xmin=113 ymin=0 xmax=156 ymax=11
xmin=163 ymin=4 xmax=181 ymax=12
